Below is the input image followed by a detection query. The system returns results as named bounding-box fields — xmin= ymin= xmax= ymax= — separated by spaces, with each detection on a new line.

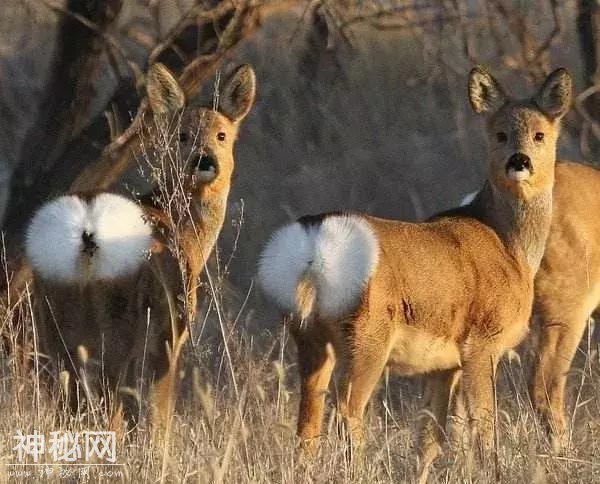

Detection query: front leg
xmin=531 ymin=309 xmax=589 ymax=451
xmin=460 ymin=346 xmax=498 ymax=460
xmin=416 ymin=368 xmax=461 ymax=484
xmin=149 ymin=324 xmax=189 ymax=433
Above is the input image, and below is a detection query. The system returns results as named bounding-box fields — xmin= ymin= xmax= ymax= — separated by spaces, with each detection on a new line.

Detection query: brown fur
xmin=30 ymin=63 xmax=256 ymax=430
xmin=530 ymin=161 xmax=600 ymax=450
xmin=283 ymin=67 xmax=572 ymax=480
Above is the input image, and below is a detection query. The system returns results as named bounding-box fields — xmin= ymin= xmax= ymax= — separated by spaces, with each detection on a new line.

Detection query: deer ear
xmin=219 ymin=65 xmax=256 ymax=122
xmin=535 ymin=68 xmax=572 ymax=120
xmin=468 ymin=65 xmax=506 ymax=115
xmin=147 ymin=63 xmax=186 ymax=115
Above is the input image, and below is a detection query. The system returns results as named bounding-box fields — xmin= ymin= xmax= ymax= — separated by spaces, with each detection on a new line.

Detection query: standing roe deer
xmin=461 ymin=163 xmax=600 ymax=451
xmin=25 ymin=63 xmax=256 ymax=428
xmin=529 ymin=161 xmax=600 ymax=450
xmin=257 ymin=66 xmax=571 ymax=480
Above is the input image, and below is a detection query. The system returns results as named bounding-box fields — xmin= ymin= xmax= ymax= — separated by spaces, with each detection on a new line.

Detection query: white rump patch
xmin=26 ymin=193 xmax=154 ymax=283
xmin=258 ymin=215 xmax=379 ymax=320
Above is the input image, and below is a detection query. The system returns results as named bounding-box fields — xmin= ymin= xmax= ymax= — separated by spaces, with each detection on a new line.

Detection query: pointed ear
xmin=219 ymin=65 xmax=256 ymax=122
xmin=468 ymin=65 xmax=507 ymax=115
xmin=534 ymin=68 xmax=572 ymax=120
xmin=147 ymin=63 xmax=186 ymax=115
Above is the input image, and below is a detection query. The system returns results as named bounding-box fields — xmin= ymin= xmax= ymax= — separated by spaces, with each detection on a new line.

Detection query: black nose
xmin=192 ymin=154 xmax=218 ymax=172
xmin=506 ymin=152 xmax=532 ymax=173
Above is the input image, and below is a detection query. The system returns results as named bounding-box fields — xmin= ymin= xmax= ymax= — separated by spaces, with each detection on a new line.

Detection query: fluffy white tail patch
xmin=26 ymin=193 xmax=154 ymax=282
xmin=258 ymin=214 xmax=379 ymax=320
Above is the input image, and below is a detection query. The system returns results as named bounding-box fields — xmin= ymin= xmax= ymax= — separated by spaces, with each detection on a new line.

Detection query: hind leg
xmin=416 ymin=368 xmax=461 ymax=484
xmin=337 ymin=317 xmax=392 ymax=460
xmin=291 ymin=321 xmax=336 ymax=453
xmin=531 ymin=309 xmax=590 ymax=451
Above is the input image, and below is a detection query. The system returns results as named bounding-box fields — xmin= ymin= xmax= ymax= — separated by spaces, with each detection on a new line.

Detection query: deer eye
xmin=534 ymin=132 xmax=544 ymax=142
xmin=217 ymin=132 xmax=226 ymax=142
xmin=496 ymin=132 xmax=507 ymax=143
xmin=179 ymin=132 xmax=189 ymax=143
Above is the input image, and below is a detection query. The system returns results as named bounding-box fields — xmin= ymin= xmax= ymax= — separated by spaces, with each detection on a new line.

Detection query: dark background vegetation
xmin=1 ymin=0 xmax=599 ymax=320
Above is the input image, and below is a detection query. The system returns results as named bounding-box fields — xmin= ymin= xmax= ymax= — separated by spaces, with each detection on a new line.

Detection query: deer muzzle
xmin=505 ymin=152 xmax=533 ymax=181
xmin=192 ymin=153 xmax=219 ymax=183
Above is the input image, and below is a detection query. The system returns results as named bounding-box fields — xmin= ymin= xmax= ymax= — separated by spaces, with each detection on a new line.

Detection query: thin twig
xmin=148 ymin=0 xmax=236 ymax=65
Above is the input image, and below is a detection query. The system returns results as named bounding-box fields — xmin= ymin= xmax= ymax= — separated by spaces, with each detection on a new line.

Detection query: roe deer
xmin=528 ymin=161 xmax=600 ymax=450
xmin=257 ymin=67 xmax=571 ymax=480
xmin=25 ymin=63 xmax=256 ymax=428
xmin=461 ymin=164 xmax=600 ymax=451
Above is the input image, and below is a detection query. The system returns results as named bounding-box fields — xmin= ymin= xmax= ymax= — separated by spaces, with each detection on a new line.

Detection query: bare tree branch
xmin=339 ymin=4 xmax=438 ymax=31
xmin=38 ymin=0 xmax=141 ymax=83
xmin=532 ymin=0 xmax=561 ymax=61
xmin=148 ymin=1 xmax=236 ymax=66
xmin=489 ymin=0 xmax=562 ymax=82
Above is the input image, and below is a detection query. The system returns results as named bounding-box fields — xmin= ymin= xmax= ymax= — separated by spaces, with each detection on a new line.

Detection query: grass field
xmin=1 ymin=279 xmax=600 ymax=483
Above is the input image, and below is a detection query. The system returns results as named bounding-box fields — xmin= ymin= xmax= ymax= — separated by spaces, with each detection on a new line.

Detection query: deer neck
xmin=180 ymin=183 xmax=230 ymax=281
xmin=476 ymin=180 xmax=553 ymax=275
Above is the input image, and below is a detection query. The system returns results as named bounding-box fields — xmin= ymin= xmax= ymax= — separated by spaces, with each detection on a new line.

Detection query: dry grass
xmin=2 ymin=277 xmax=600 ymax=483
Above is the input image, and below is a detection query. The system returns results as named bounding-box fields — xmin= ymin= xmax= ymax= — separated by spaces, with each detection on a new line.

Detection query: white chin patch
xmin=194 ymin=168 xmax=217 ymax=183
xmin=507 ymin=169 xmax=531 ymax=181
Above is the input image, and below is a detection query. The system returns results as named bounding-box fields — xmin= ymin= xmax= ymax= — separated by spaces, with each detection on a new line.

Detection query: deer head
xmin=146 ymin=63 xmax=256 ymax=199
xmin=469 ymin=66 xmax=572 ymax=200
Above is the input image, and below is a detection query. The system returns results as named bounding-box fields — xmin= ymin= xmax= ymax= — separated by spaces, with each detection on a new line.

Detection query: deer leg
xmin=416 ymin=368 xmax=460 ymax=484
xmin=150 ymin=325 xmax=187 ymax=434
xmin=531 ymin=310 xmax=589 ymax=451
xmin=291 ymin=322 xmax=336 ymax=454
xmin=447 ymin=370 xmax=468 ymax=450
xmin=337 ymin=323 xmax=391 ymax=462
xmin=141 ymin=261 xmax=188 ymax=434
xmin=150 ymin=361 xmax=179 ymax=433
xmin=460 ymin=348 xmax=498 ymax=461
